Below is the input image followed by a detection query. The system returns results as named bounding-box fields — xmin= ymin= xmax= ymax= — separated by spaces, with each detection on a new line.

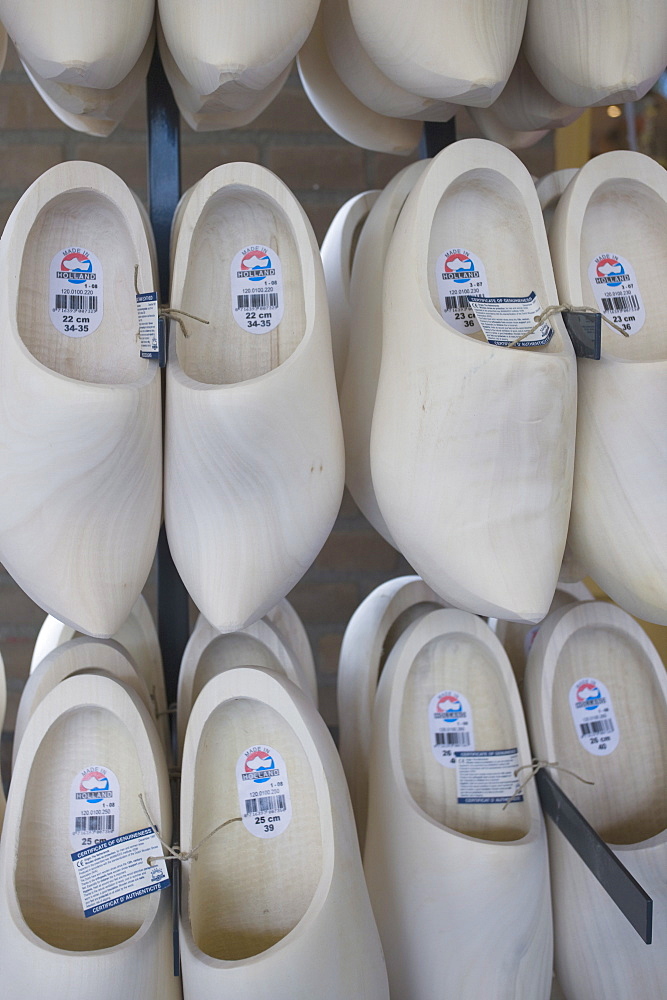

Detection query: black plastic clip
xmin=562 ymin=310 xmax=601 ymax=359
xmin=536 ymin=769 xmax=653 ymax=943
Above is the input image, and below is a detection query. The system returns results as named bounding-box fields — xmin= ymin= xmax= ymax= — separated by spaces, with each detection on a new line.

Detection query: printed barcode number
xmin=444 ymin=295 xmax=470 ymax=312
xmin=244 ymin=794 xmax=287 ymax=817
xmin=55 ymin=294 xmax=98 ymax=313
xmin=601 ymin=294 xmax=639 ymax=313
xmin=580 ymin=718 xmax=614 ymax=737
xmin=236 ymin=293 xmax=278 ymax=310
xmin=74 ymin=815 xmax=115 ymax=833
xmin=435 ymin=731 xmax=471 ymax=746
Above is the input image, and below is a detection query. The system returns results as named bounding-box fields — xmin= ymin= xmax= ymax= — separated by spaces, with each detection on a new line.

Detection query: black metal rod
xmin=537 ymin=770 xmax=653 ymax=944
xmin=421 ymin=118 xmax=457 ymax=158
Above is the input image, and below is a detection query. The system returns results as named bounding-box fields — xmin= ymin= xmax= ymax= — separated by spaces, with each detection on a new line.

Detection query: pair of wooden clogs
xmin=2 ymin=611 xmax=389 ymax=998
xmin=0 ymin=159 xmax=343 ymax=638
xmin=331 ymin=138 xmax=666 ymax=629
xmin=338 ymin=576 xmax=667 ymax=1000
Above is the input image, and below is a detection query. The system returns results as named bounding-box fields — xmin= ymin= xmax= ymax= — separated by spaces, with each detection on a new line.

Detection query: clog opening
xmin=15 ymin=706 xmax=151 ymax=949
xmin=578 ymin=178 xmax=666 ymax=361
xmin=550 ymin=624 xmax=667 ymax=843
xmin=427 ymin=168 xmax=564 ymax=354
xmin=18 ymin=191 xmax=149 ymax=384
xmin=189 ymin=696 xmax=322 ymax=959
xmin=400 ymin=632 xmax=531 ymax=841
xmin=177 ymin=186 xmax=305 ymax=384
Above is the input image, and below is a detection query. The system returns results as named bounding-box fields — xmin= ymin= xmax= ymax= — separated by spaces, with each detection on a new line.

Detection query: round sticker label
xmin=49 ymin=247 xmax=104 ymax=337
xmin=69 ymin=765 xmax=120 ymax=850
xmin=435 ymin=248 xmax=488 ymax=335
xmin=429 ymin=690 xmax=475 ymax=767
xmin=236 ymin=745 xmax=292 ymax=839
xmin=569 ymin=678 xmax=619 ymax=756
xmin=587 ymin=252 xmax=645 ymax=336
xmin=230 ymin=245 xmax=284 ymax=334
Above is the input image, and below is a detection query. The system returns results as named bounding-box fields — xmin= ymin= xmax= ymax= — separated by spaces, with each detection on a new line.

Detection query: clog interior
xmin=550 ymin=623 xmax=667 ymax=844
xmin=427 ymin=169 xmax=564 ymax=353
xmin=192 ymin=634 xmax=284 ymax=704
xmin=189 ymin=697 xmax=322 ymax=959
xmin=578 ymin=178 xmax=666 ymax=361
xmin=400 ymin=632 xmax=532 ymax=841
xmin=15 ymin=706 xmax=151 ymax=949
xmin=178 ymin=187 xmax=305 ymax=385
xmin=18 ymin=191 xmax=148 ymax=384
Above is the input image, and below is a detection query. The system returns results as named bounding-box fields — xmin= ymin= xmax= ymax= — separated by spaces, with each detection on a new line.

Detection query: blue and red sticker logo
xmin=59 ymin=251 xmax=94 ymax=284
xmin=442 ymin=252 xmax=477 ymax=284
xmin=575 ymin=681 xmax=603 ymax=710
xmin=78 ymin=769 xmax=110 ymax=803
xmin=436 ymin=693 xmax=463 ymax=718
xmin=238 ymin=250 xmax=273 ymax=282
xmin=242 ymin=750 xmax=278 ymax=784
xmin=595 ymin=257 xmax=625 ymax=287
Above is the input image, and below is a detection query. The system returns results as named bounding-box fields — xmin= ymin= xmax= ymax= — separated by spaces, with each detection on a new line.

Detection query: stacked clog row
xmin=0 ymin=159 xmax=343 ymax=638
xmin=1 ymin=596 xmax=394 ymax=999
xmin=337 ymin=576 xmax=667 ymax=1000
xmin=330 ymin=138 xmax=667 ymax=629
xmin=298 ymin=0 xmax=667 ymax=154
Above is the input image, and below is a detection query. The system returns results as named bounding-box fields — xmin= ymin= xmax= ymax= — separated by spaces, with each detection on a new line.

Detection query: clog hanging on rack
xmin=549 ymin=150 xmax=667 ymax=625
xmin=297 ymin=11 xmax=421 ymax=156
xmin=337 ymin=575 xmax=445 ymax=846
xmin=348 ymin=0 xmax=528 ymax=105
xmin=0 ymin=0 xmax=154 ymax=89
xmin=21 ymin=30 xmax=155 ymax=137
xmin=263 ymin=598 xmax=317 ymax=702
xmin=524 ymin=0 xmax=667 ymax=108
xmin=13 ymin=636 xmax=157 ymax=764
xmin=535 ymin=169 xmax=578 ymax=233
xmin=340 ymin=159 xmax=428 ymax=545
xmin=179 ymin=666 xmax=389 ymax=999
xmin=320 ymin=188 xmax=381 ymax=389
xmin=371 ymin=139 xmax=577 ymax=622
xmin=468 ymin=103 xmax=550 ymax=150
xmin=0 ymin=674 xmax=179 ymax=999
xmin=0 ymin=162 xmax=162 ymax=637
xmin=157 ymin=0 xmax=318 ymax=98
xmin=524 ymin=600 xmax=667 ymax=1000
xmin=165 ymin=162 xmax=344 ymax=634
xmin=364 ymin=607 xmax=553 ymax=1000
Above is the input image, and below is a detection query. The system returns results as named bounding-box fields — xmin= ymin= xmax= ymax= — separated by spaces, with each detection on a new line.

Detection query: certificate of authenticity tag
xmin=71 ymin=827 xmax=170 ymax=918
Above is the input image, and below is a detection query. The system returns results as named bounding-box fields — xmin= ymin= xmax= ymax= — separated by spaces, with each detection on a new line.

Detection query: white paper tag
xmin=455 ymin=748 xmax=523 ymax=804
xmin=435 ymin=248 xmax=488 ymax=335
xmin=49 ymin=246 xmax=103 ymax=337
xmin=70 ymin=765 xmax=120 ymax=851
xmin=569 ymin=678 xmax=619 ymax=755
xmin=236 ymin=745 xmax=293 ymax=838
xmin=587 ymin=252 xmax=645 ymax=336
xmin=468 ymin=291 xmax=553 ymax=347
xmin=230 ymin=245 xmax=284 ymax=334
xmin=71 ymin=827 xmax=169 ymax=918
xmin=137 ymin=292 xmax=160 ymax=359
xmin=429 ymin=691 xmax=475 ymax=768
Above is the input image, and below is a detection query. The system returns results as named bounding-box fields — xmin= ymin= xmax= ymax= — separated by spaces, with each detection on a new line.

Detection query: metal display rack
xmin=143 ymin=55 xmax=653 ymax=975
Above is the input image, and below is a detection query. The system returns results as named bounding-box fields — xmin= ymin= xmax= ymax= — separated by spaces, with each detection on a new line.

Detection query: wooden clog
xmin=0 ymin=0 xmax=154 ymax=89
xmin=0 ymin=674 xmax=179 ymax=999
xmin=30 ymin=596 xmax=168 ymax=750
xmin=176 ymin=615 xmax=316 ymax=760
xmin=13 ymin=636 xmax=156 ymax=765
xmin=524 ymin=0 xmax=667 ymax=108
xmin=549 ymin=150 xmax=667 ymax=624
xmin=468 ymin=103 xmax=550 ymax=150
xmin=524 ymin=600 xmax=667 ymax=1000
xmin=264 ymin=597 xmax=317 ymax=703
xmin=348 ymin=0 xmax=527 ymax=105
xmin=320 ymin=189 xmax=381 ymax=389
xmin=337 ymin=575 xmax=445 ymax=846
xmin=321 ymin=0 xmax=456 ymax=121
xmin=371 ymin=139 xmax=577 ymax=621
xmin=297 ymin=11 xmax=421 ymax=155
xmin=535 ymin=169 xmax=578 ymax=233
xmin=157 ymin=0 xmax=318 ymax=97
xmin=483 ymin=47 xmax=582 ymax=134
xmin=179 ymin=666 xmax=389 ymax=998
xmin=364 ymin=607 xmax=552 ymax=1000
xmin=165 ymin=162 xmax=344 ymax=633
xmin=340 ymin=159 xmax=428 ymax=545
xmin=21 ymin=31 xmax=154 ymax=137
xmin=0 ymin=162 xmax=162 ymax=637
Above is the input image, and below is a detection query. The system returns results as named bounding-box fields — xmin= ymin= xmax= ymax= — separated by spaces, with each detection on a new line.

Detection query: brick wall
xmin=0 ymin=41 xmax=556 ymax=783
